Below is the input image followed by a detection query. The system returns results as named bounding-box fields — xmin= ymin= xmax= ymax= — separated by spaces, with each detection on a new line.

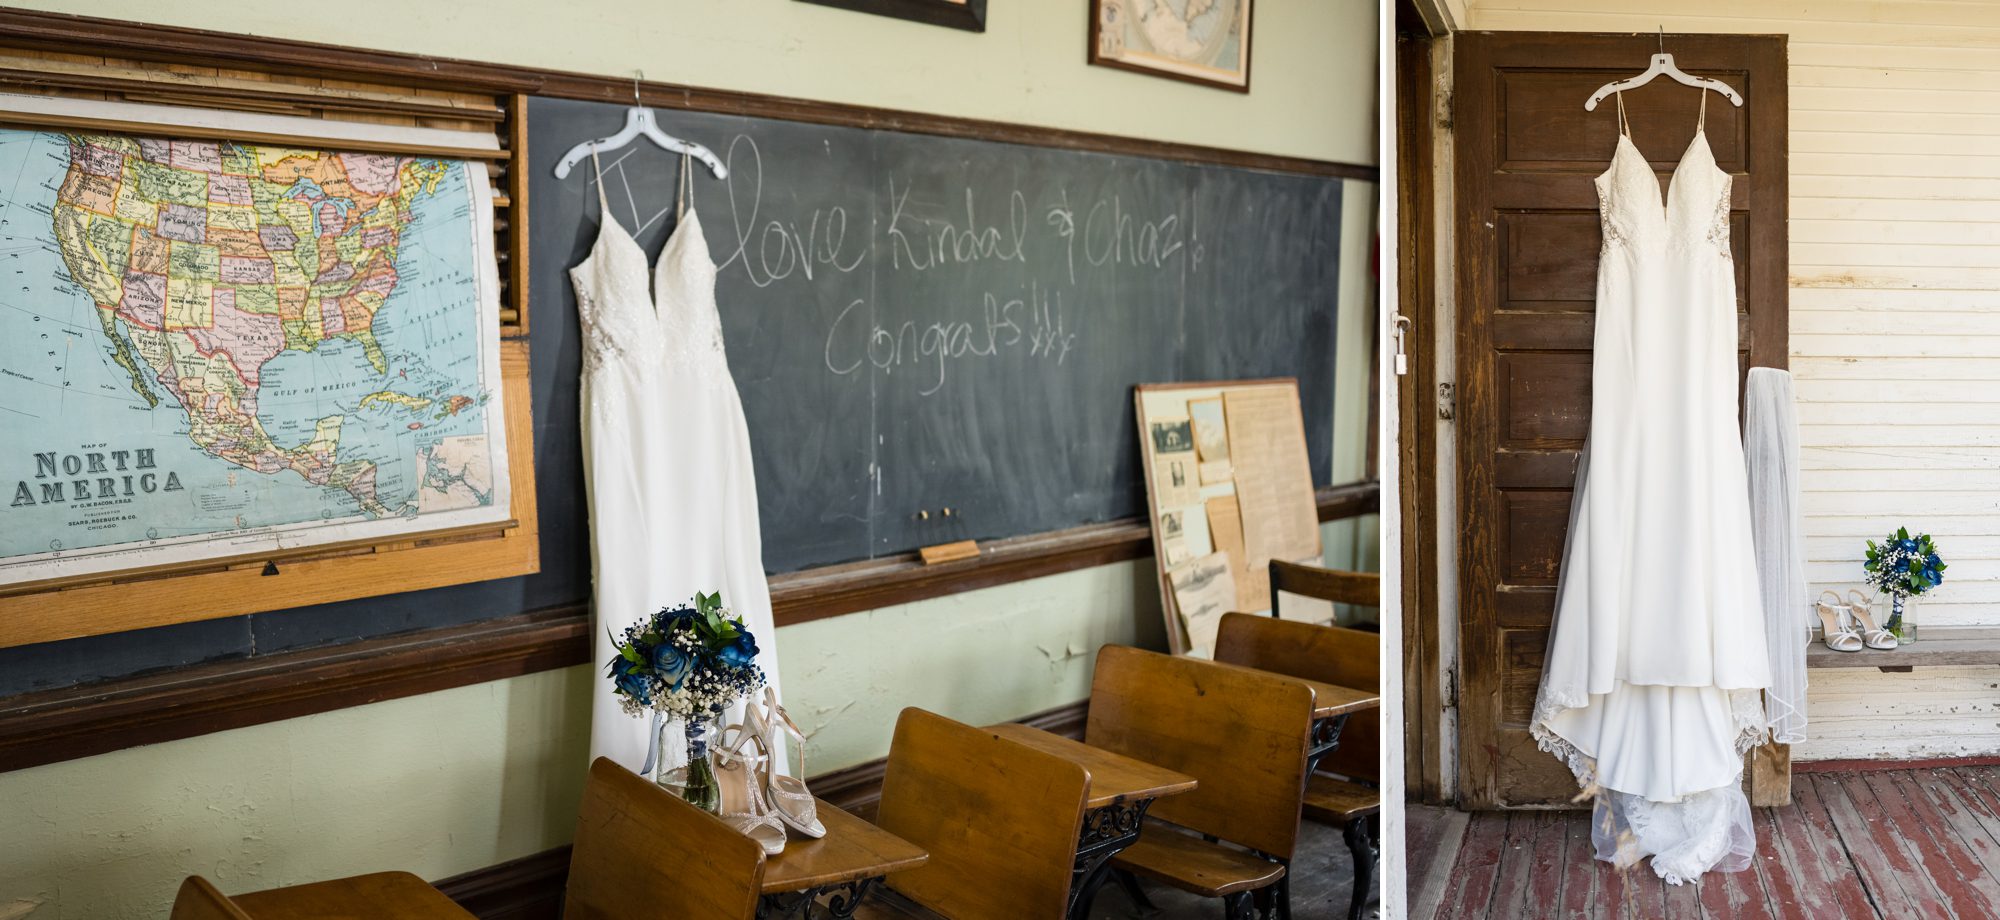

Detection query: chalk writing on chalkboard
xmin=704 ymin=134 xmax=1222 ymax=397
xmin=530 ymin=95 xmax=1341 ymax=575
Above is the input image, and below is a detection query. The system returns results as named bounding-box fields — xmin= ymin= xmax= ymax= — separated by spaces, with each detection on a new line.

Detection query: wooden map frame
xmin=0 ymin=50 xmax=539 ymax=649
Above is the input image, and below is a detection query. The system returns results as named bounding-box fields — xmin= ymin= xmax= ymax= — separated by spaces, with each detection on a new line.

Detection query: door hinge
xmin=1437 ymin=382 xmax=1455 ymax=420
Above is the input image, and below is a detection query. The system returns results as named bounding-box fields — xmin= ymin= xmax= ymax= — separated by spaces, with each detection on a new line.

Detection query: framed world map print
xmin=0 ymin=93 xmax=517 ymax=618
xmin=1090 ymin=0 xmax=1254 ymax=92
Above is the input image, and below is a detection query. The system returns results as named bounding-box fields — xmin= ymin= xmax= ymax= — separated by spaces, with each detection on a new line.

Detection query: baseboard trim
xmin=434 ymin=848 xmax=570 ymax=920
xmin=435 ymin=700 xmax=1090 ymax=919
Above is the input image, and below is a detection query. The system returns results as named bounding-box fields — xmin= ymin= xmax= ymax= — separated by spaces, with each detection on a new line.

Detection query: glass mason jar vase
xmin=1883 ymin=593 xmax=1918 ymax=644
xmin=654 ymin=715 xmax=722 ymax=814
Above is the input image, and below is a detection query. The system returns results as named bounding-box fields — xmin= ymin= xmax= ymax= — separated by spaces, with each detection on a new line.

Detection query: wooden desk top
xmin=761 ymin=798 xmax=928 ymax=894
xmin=1199 ymin=658 xmax=1381 ymax=719
xmin=233 ymin=871 xmax=475 ymax=918
xmin=986 ymin=723 xmax=1198 ymax=808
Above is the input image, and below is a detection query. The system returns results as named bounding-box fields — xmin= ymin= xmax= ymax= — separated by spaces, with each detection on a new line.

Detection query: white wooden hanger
xmin=1584 ymin=28 xmax=1744 ymax=111
xmin=553 ymin=71 xmax=729 ymax=180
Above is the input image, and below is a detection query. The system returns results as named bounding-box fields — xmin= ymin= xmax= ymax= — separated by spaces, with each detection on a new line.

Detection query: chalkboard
xmin=529 ymin=96 xmax=1341 ymax=572
xmin=0 ymin=95 xmax=1342 ymax=695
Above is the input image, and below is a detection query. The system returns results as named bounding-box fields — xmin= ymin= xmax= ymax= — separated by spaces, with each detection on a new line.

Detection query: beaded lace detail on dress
xmin=1707 ymin=174 xmax=1734 ymax=258
xmin=571 ymin=149 xmax=731 ymax=389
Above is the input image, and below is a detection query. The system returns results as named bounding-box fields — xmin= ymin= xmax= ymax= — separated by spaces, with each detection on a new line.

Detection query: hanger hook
xmin=632 ymin=70 xmax=643 ymax=107
xmin=1658 ymin=26 xmax=1665 ymax=55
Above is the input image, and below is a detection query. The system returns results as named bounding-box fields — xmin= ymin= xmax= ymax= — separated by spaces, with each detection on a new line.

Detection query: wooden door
xmin=1453 ymin=32 xmax=1788 ymax=809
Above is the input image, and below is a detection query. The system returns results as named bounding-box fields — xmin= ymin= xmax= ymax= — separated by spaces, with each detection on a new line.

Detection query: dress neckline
xmin=588 ymin=205 xmax=704 ymax=318
xmin=1606 ymin=128 xmax=1719 ymax=214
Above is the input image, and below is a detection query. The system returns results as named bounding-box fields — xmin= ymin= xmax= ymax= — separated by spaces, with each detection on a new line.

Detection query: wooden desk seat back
xmin=1269 ymin=559 xmax=1381 ymax=614
xmin=875 ymin=708 xmax=1091 ymax=920
xmin=1086 ymin=645 xmax=1315 ymax=860
xmin=1256 ymin=563 xmax=1382 ymax=783
xmin=170 ymin=878 xmax=254 ymax=920
xmin=1215 ymin=612 xmax=1378 ymax=693
xmin=564 ymin=757 xmax=766 ymax=920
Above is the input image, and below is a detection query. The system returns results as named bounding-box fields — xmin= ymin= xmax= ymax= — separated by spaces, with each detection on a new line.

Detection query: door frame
xmin=1395 ymin=4 xmax=1447 ymax=805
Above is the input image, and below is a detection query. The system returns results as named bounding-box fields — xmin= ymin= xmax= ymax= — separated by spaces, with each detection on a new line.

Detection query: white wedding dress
xmin=573 ymin=152 xmax=782 ymax=772
xmin=1530 ymin=91 xmax=1771 ymax=884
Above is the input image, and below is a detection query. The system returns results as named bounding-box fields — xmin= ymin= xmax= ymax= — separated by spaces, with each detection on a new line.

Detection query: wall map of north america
xmin=0 ymin=125 xmax=509 ymax=585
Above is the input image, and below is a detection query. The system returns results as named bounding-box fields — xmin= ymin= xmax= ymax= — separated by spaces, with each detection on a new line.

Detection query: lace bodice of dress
xmin=572 ymin=208 xmax=730 ymax=384
xmin=1593 ymin=93 xmax=1733 ymax=260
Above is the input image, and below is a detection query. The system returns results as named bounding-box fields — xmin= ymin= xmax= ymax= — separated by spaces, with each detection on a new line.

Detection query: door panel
xmin=1454 ymin=32 xmax=1788 ymax=808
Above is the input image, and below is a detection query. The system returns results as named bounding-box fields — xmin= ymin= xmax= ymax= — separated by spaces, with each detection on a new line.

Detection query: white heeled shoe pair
xmin=1814 ymin=589 xmax=1896 ymax=652
xmin=711 ymin=687 xmax=827 ymax=856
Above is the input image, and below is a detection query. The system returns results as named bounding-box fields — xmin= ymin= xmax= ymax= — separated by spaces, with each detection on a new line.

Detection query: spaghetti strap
xmin=676 ymin=148 xmax=690 ymax=221
xmin=589 ymin=145 xmax=610 ymax=213
xmin=1616 ymin=90 xmax=1631 ymax=137
xmin=1697 ymin=87 xmax=1708 ymax=132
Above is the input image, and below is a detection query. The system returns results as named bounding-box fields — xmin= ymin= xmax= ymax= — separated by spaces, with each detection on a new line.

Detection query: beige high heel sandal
xmin=1815 ymin=591 xmax=1862 ymax=652
xmin=1845 ymin=589 xmax=1899 ymax=650
xmin=747 ymin=687 xmax=826 ymax=839
xmin=712 ymin=722 xmax=789 ymax=855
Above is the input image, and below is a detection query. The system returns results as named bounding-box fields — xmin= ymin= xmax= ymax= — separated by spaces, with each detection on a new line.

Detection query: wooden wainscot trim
xmin=771 ymin=481 xmax=1380 ymax=626
xmin=0 ymin=483 xmax=1372 ymax=775
xmin=0 ymin=605 xmax=589 ymax=775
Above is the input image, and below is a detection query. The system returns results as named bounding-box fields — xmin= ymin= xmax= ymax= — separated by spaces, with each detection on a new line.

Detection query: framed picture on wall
xmin=1089 ymin=0 xmax=1253 ymax=92
xmin=796 ymin=0 xmax=987 ymax=32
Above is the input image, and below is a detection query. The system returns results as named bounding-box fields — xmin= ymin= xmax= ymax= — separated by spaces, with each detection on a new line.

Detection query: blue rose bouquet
xmin=1864 ymin=528 xmax=1946 ymax=639
xmin=606 ymin=591 xmax=765 ymax=809
xmin=607 ymin=591 xmax=766 ymax=720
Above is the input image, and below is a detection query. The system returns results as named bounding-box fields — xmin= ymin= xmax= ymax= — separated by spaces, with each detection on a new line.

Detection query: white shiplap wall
xmin=1465 ymin=0 xmax=2000 ymax=761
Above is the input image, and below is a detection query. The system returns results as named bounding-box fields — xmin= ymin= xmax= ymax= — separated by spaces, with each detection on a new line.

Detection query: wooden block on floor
xmin=1749 ymin=740 xmax=1792 ymax=807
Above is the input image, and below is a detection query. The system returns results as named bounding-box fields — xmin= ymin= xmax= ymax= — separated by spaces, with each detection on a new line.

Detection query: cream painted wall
xmin=0 ymin=2 xmax=1376 ymax=917
xmin=0 ymin=667 xmax=594 ymax=919
xmin=16 ymin=0 xmax=1376 ymax=166
xmin=1325 ymin=184 xmax=1383 ymax=607
xmin=778 ymin=560 xmax=1167 ymax=770
xmin=1456 ymin=0 xmax=2000 ymax=762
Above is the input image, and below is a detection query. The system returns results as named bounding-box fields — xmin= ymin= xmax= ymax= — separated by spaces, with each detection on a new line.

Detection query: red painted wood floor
xmin=1416 ymin=767 xmax=2000 ymax=919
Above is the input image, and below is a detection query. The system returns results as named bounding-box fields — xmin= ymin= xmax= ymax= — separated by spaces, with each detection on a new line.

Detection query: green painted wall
xmin=2 ymin=667 xmax=594 ymax=919
xmin=0 ymin=1 xmax=1378 ymax=917
xmin=11 ymin=0 xmax=1376 ymax=165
